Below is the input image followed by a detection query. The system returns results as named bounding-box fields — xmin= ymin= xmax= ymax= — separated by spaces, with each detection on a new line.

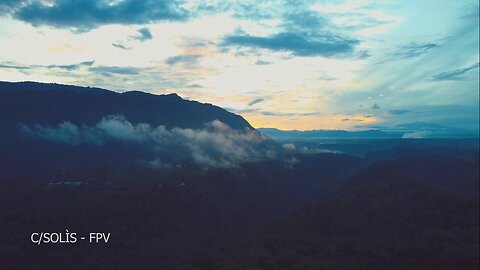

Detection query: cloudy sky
xmin=0 ymin=0 xmax=478 ymax=133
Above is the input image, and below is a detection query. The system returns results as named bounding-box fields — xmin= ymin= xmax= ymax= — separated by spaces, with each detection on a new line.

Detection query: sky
xmin=0 ymin=0 xmax=478 ymax=135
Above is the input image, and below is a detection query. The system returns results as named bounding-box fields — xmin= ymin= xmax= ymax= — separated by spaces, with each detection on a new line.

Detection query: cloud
xmin=133 ymin=27 xmax=153 ymax=41
xmin=432 ymin=62 xmax=479 ymax=80
xmin=222 ymin=8 xmax=361 ymax=57
xmin=225 ymin=107 xmax=259 ymax=114
xmin=0 ymin=0 xmax=23 ymax=13
xmin=254 ymin=59 xmax=272 ymax=65
xmin=20 ymin=121 xmax=103 ymax=145
xmin=20 ymin=116 xmax=278 ymax=168
xmin=186 ymin=84 xmax=203 ymax=88
xmin=248 ymin=98 xmax=264 ymax=106
xmin=165 ymin=54 xmax=202 ymax=65
xmin=239 ymin=110 xmax=320 ymax=117
xmin=282 ymin=143 xmax=339 ymax=155
xmin=89 ymin=66 xmax=141 ymax=75
xmin=0 ymin=0 xmax=188 ymax=31
xmin=341 ymin=118 xmax=362 ymax=122
xmin=47 ymin=61 xmax=95 ymax=71
xmin=112 ymin=43 xmax=131 ymax=50
xmin=386 ymin=42 xmax=439 ymax=61
xmin=402 ymin=131 xmax=431 ymax=139
xmin=1 ymin=60 xmax=94 ymax=71
xmin=282 ymin=143 xmax=296 ymax=152
xmin=223 ymin=32 xmax=359 ymax=57
xmin=0 ymin=63 xmax=32 ymax=70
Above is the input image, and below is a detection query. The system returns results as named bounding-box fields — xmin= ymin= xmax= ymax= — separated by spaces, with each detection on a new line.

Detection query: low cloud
xmin=21 ymin=121 xmax=104 ymax=145
xmin=20 ymin=116 xmax=277 ymax=168
xmin=282 ymin=143 xmax=296 ymax=152
xmin=402 ymin=131 xmax=431 ymax=139
xmin=282 ymin=143 xmax=340 ymax=155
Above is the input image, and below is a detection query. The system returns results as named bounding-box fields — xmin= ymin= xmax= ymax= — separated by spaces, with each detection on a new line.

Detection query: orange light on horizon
xmin=242 ymin=112 xmax=381 ymax=131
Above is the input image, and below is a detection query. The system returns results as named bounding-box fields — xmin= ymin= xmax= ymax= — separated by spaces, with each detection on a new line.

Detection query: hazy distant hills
xmin=0 ymin=81 xmax=252 ymax=130
xmin=259 ymin=125 xmax=479 ymax=140
xmin=258 ymin=128 xmax=402 ymax=140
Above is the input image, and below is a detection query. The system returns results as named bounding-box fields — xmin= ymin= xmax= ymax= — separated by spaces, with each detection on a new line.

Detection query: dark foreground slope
xmin=0 ymin=148 xmax=477 ymax=270
xmin=0 ymin=153 xmax=365 ymax=270
xmin=211 ymin=152 xmax=479 ymax=270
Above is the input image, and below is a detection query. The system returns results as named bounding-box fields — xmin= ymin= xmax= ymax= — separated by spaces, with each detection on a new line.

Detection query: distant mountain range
xmin=259 ymin=125 xmax=479 ymax=140
xmin=258 ymin=128 xmax=402 ymax=140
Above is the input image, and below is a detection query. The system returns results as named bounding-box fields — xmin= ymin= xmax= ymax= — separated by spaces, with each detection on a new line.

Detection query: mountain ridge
xmin=0 ymin=81 xmax=275 ymax=173
xmin=0 ymin=81 xmax=253 ymax=130
xmin=258 ymin=126 xmax=479 ymax=140
xmin=258 ymin=127 xmax=401 ymax=140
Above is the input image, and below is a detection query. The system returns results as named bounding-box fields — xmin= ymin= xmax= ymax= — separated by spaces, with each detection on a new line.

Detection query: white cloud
xmin=21 ymin=116 xmax=278 ymax=168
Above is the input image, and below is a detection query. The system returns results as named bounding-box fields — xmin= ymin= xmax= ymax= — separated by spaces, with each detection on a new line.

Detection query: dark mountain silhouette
xmin=0 ymin=81 xmax=252 ymax=129
xmin=0 ymin=81 xmax=274 ymax=175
